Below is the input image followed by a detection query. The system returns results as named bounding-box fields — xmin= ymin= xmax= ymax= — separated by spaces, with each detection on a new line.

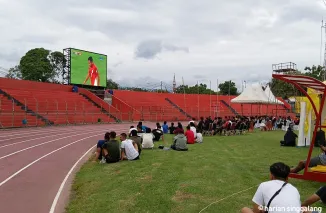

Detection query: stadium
xmin=1 ymin=2 xmax=326 ymax=213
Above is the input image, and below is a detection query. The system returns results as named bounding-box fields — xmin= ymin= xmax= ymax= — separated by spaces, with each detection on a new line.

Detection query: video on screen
xmin=70 ymin=49 xmax=107 ymax=87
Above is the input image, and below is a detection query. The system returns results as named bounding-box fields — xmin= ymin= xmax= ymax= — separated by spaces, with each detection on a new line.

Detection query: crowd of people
xmin=93 ymin=118 xmax=325 ymax=213
xmin=94 ymin=121 xmax=205 ymax=164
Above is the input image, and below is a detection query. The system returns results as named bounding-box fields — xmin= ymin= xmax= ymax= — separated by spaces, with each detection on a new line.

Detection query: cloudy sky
xmin=0 ymin=0 xmax=325 ymax=90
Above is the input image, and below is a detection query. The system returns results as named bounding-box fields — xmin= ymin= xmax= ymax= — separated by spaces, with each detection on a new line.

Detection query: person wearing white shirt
xmin=119 ymin=133 xmax=139 ymax=161
xmin=196 ymin=133 xmax=203 ymax=143
xmin=190 ymin=123 xmax=197 ymax=138
xmin=142 ymin=128 xmax=155 ymax=149
xmin=189 ymin=118 xmax=197 ymax=126
xmin=241 ymin=162 xmax=301 ymax=213
xmin=128 ymin=126 xmax=137 ymax=136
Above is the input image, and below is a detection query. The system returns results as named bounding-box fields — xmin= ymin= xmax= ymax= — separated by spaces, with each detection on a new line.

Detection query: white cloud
xmin=0 ymin=0 xmax=325 ymax=90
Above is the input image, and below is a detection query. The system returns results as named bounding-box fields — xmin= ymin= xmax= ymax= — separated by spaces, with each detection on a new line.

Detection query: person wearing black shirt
xmin=152 ymin=128 xmax=163 ymax=141
xmin=197 ymin=117 xmax=204 ymax=133
xmin=302 ymin=186 xmax=326 ymax=208
xmin=169 ymin=122 xmax=176 ymax=134
xmin=280 ymin=127 xmax=298 ymax=147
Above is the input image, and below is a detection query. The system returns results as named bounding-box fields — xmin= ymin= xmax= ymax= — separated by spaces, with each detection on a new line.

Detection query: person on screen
xmin=83 ymin=56 xmax=100 ymax=86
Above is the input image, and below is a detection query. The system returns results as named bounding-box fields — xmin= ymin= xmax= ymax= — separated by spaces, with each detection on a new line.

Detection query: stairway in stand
xmin=165 ymin=98 xmax=192 ymax=119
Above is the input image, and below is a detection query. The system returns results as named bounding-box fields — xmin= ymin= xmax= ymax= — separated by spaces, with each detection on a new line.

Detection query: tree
xmin=19 ymin=48 xmax=56 ymax=82
xmin=218 ymin=81 xmax=237 ymax=95
xmin=269 ymin=78 xmax=299 ymax=98
xmin=303 ymin=65 xmax=325 ymax=81
xmin=5 ymin=66 xmax=22 ymax=79
xmin=175 ymin=83 xmax=216 ymax=94
xmin=107 ymin=79 xmax=119 ymax=89
xmin=49 ymin=51 xmax=65 ymax=81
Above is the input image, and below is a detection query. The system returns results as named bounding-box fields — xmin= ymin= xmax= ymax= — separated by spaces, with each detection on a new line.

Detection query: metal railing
xmin=0 ymin=96 xmax=295 ymax=128
xmin=0 ymin=96 xmax=131 ymax=128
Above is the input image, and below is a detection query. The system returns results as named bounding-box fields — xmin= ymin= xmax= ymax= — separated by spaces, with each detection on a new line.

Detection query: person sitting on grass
xmin=101 ymin=131 xmax=120 ymax=164
xmin=152 ymin=124 xmax=163 ymax=141
xmin=169 ymin=122 xmax=176 ymax=134
xmin=290 ymin=144 xmax=326 ymax=173
xmin=196 ymin=132 xmax=203 ymax=143
xmin=280 ymin=127 xmax=297 ymax=147
xmin=190 ymin=122 xmax=197 ymax=138
xmin=129 ymin=130 xmax=142 ymax=155
xmin=197 ymin=117 xmax=204 ymax=133
xmin=174 ymin=122 xmax=184 ymax=134
xmin=138 ymin=121 xmax=147 ymax=132
xmin=171 ymin=129 xmax=188 ymax=151
xmin=162 ymin=121 xmax=169 ymax=134
xmin=301 ymin=186 xmax=325 ymax=213
xmin=189 ymin=118 xmax=196 ymax=126
xmin=95 ymin=132 xmax=109 ymax=161
xmin=185 ymin=125 xmax=195 ymax=144
xmin=129 ymin=125 xmax=137 ymax=136
xmin=137 ymin=125 xmax=144 ymax=137
xmin=142 ymin=128 xmax=154 ymax=149
xmin=120 ymin=133 xmax=139 ymax=161
xmin=241 ymin=162 xmax=301 ymax=213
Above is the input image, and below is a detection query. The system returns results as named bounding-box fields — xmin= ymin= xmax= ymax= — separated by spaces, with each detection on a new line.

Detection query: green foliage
xmin=268 ymin=67 xmax=325 ymax=99
xmin=107 ymin=79 xmax=119 ymax=89
xmin=49 ymin=51 xmax=65 ymax=80
xmin=218 ymin=81 xmax=238 ymax=95
xmin=303 ymin=65 xmax=325 ymax=81
xmin=8 ymin=48 xmax=65 ymax=83
xmin=5 ymin=65 xmax=22 ymax=79
xmin=269 ymin=78 xmax=298 ymax=99
xmin=66 ymin=131 xmax=322 ymax=213
xmin=20 ymin=48 xmax=54 ymax=82
xmin=175 ymin=83 xmax=216 ymax=94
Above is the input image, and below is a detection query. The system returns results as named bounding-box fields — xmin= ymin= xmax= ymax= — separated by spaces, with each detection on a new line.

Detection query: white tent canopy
xmin=264 ymin=85 xmax=284 ymax=105
xmin=231 ymin=83 xmax=270 ymax=104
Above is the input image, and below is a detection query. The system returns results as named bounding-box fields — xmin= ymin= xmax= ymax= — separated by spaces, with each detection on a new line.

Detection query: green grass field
xmin=66 ymin=131 xmax=325 ymax=213
xmin=70 ymin=48 xmax=107 ymax=87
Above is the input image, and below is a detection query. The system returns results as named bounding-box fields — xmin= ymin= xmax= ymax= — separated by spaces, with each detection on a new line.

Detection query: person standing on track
xmin=83 ymin=56 xmax=100 ymax=86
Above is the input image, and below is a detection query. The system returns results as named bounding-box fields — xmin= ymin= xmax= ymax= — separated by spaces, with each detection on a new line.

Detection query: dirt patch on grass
xmin=179 ymin=184 xmax=188 ymax=188
xmin=119 ymin=196 xmax=136 ymax=211
xmin=115 ymin=170 xmax=121 ymax=174
xmin=172 ymin=190 xmax=195 ymax=202
xmin=139 ymin=175 xmax=152 ymax=182
xmin=152 ymin=163 xmax=162 ymax=167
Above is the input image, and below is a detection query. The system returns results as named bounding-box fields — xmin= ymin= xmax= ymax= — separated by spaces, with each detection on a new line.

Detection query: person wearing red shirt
xmin=83 ymin=56 xmax=100 ymax=86
xmin=185 ymin=125 xmax=195 ymax=144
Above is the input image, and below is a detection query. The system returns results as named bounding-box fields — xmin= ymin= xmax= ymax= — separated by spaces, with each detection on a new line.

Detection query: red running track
xmin=0 ymin=123 xmax=153 ymax=213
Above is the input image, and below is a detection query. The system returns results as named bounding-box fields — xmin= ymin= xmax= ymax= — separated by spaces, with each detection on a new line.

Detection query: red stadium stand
xmin=0 ymin=78 xmax=122 ymax=128
xmin=0 ymin=77 xmax=293 ymax=128
xmin=113 ymin=90 xmax=190 ymax=121
xmin=112 ymin=91 xmax=292 ymax=120
xmin=0 ymin=93 xmax=44 ymax=128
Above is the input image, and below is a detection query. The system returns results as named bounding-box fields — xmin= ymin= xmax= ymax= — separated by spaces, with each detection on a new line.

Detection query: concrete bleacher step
xmin=78 ymin=93 xmax=120 ymax=123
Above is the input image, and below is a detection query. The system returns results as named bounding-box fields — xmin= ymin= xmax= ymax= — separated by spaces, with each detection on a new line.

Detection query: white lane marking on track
xmin=0 ymin=127 xmax=109 ymax=149
xmin=0 ymin=133 xmax=103 ymax=187
xmin=0 ymin=127 xmax=102 ymax=141
xmin=0 ymin=124 xmax=127 ymax=138
xmin=49 ymin=145 xmax=96 ymax=213
xmin=0 ymin=130 xmax=105 ymax=160
xmin=0 ymin=127 xmax=80 ymax=138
